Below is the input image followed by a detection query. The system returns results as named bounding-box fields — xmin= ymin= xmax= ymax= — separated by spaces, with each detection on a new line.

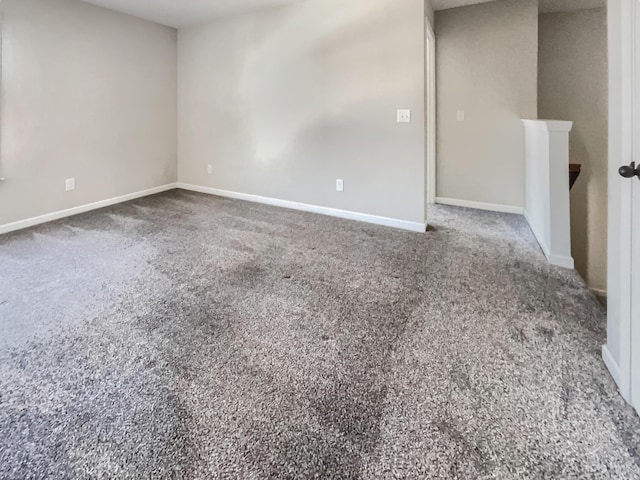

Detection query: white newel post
xmin=522 ymin=120 xmax=574 ymax=269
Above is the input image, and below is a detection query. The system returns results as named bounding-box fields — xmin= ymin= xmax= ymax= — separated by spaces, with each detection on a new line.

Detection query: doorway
xmin=425 ymin=20 xmax=436 ymax=223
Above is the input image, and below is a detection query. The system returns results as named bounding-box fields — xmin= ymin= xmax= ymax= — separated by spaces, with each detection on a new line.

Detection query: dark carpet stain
xmin=537 ymin=326 xmax=556 ymax=342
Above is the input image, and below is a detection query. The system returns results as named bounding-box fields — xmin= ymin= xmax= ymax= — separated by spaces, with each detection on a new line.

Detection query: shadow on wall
xmin=178 ymin=0 xmax=426 ymax=224
xmin=569 ymin=136 xmax=590 ymax=291
xmin=238 ymin=4 xmax=417 ymax=164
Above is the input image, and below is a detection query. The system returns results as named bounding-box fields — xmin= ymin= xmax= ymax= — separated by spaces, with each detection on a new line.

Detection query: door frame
xmin=604 ymin=0 xmax=637 ymax=409
xmin=631 ymin=0 xmax=640 ymax=413
xmin=425 ymin=20 xmax=437 ymax=212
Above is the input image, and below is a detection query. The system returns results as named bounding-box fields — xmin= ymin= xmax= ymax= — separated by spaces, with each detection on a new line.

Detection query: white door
xmin=631 ymin=0 xmax=640 ymax=415
xmin=605 ymin=0 xmax=640 ymax=414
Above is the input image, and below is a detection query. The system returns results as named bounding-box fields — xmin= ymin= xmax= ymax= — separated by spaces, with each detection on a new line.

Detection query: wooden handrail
xmin=569 ymin=164 xmax=581 ymax=190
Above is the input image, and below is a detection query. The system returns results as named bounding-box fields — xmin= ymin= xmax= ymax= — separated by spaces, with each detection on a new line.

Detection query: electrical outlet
xmin=336 ymin=179 xmax=344 ymax=192
xmin=65 ymin=178 xmax=76 ymax=191
xmin=397 ymin=109 xmax=411 ymax=124
xmin=207 ymin=164 xmax=213 ymax=174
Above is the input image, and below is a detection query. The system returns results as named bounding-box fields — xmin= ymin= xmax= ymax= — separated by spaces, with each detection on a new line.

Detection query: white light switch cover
xmin=65 ymin=178 xmax=76 ymax=191
xmin=457 ymin=110 xmax=465 ymax=122
xmin=397 ymin=109 xmax=411 ymax=123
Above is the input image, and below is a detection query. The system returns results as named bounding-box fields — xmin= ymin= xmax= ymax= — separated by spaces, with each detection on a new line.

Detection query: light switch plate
xmin=457 ymin=110 xmax=465 ymax=122
xmin=336 ymin=179 xmax=344 ymax=192
xmin=397 ymin=109 xmax=411 ymax=123
xmin=65 ymin=178 xmax=76 ymax=191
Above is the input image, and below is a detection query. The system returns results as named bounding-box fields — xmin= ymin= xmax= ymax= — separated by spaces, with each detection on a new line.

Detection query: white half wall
xmin=178 ymin=0 xmax=426 ymax=225
xmin=0 ymin=0 xmax=178 ymax=227
xmin=523 ymin=119 xmax=574 ymax=269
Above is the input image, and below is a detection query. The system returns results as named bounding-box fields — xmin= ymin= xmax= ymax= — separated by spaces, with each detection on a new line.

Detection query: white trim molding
xmin=177 ymin=183 xmax=427 ymax=233
xmin=435 ymin=197 xmax=524 ymax=215
xmin=524 ymin=211 xmax=575 ymax=269
xmin=0 ymin=183 xmax=177 ymax=235
xmin=521 ymin=119 xmax=573 ymax=132
xmin=425 ymin=21 xmax=437 ymax=207
xmin=591 ymin=287 xmax=608 ymax=304
xmin=603 ymin=345 xmax=624 ymax=395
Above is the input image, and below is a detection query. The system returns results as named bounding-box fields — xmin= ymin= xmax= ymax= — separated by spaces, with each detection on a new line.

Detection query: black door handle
xmin=619 ymin=162 xmax=640 ymax=179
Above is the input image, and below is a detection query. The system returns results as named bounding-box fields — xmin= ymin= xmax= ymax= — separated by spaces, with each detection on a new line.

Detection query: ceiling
xmin=433 ymin=0 xmax=606 ymax=12
xmin=81 ymin=0 xmax=608 ymax=28
xmin=80 ymin=0 xmax=304 ymax=28
xmin=432 ymin=0 xmax=494 ymax=10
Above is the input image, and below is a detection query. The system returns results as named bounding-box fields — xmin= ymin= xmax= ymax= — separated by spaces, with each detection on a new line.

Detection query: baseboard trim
xmin=524 ymin=210 xmax=549 ymax=255
xmin=177 ymin=183 xmax=426 ymax=233
xmin=0 ymin=183 xmax=178 ymax=235
xmin=591 ymin=287 xmax=608 ymax=299
xmin=524 ymin=210 xmax=575 ymax=269
xmin=602 ymin=344 xmax=631 ymax=401
xmin=547 ymin=253 xmax=575 ymax=270
xmin=435 ymin=197 xmax=524 ymax=215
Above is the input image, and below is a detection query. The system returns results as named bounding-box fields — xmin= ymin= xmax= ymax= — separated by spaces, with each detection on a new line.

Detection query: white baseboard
xmin=524 ymin=210 xmax=575 ymax=269
xmin=177 ymin=183 xmax=426 ymax=233
xmin=546 ymin=253 xmax=575 ymax=270
xmin=0 ymin=183 xmax=177 ymax=235
xmin=524 ymin=210 xmax=549 ymax=254
xmin=602 ymin=344 xmax=631 ymax=402
xmin=435 ymin=197 xmax=524 ymax=215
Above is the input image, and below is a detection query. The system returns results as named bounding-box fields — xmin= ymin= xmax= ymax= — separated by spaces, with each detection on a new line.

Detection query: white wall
xmin=178 ymin=0 xmax=426 ymax=224
xmin=0 ymin=0 xmax=178 ymax=227
xmin=538 ymin=8 xmax=608 ymax=296
xmin=435 ymin=0 xmax=538 ymax=210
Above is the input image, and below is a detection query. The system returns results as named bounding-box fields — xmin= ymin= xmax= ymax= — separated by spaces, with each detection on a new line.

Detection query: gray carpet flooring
xmin=1 ymin=189 xmax=639 ymax=479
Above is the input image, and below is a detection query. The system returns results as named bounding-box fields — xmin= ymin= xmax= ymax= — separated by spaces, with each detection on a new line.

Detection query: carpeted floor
xmin=1 ymin=189 xmax=639 ymax=479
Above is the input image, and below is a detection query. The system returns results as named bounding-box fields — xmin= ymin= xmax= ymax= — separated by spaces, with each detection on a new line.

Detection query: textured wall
xmin=538 ymin=8 xmax=608 ymax=295
xmin=0 ymin=0 xmax=177 ymax=226
xmin=435 ymin=0 xmax=539 ymax=209
xmin=178 ymin=0 xmax=426 ymax=224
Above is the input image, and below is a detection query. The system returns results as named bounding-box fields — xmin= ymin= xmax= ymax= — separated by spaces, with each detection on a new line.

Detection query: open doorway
xmin=425 ymin=0 xmax=538 ymax=223
xmin=425 ymin=20 xmax=436 ymax=222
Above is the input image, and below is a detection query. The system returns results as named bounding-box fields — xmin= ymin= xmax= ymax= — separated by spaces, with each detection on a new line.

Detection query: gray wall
xmin=178 ymin=0 xmax=426 ymax=224
xmin=426 ymin=0 xmax=435 ymax=29
xmin=538 ymin=8 xmax=608 ymax=295
xmin=435 ymin=0 xmax=539 ymax=209
xmin=0 ymin=0 xmax=178 ymax=226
